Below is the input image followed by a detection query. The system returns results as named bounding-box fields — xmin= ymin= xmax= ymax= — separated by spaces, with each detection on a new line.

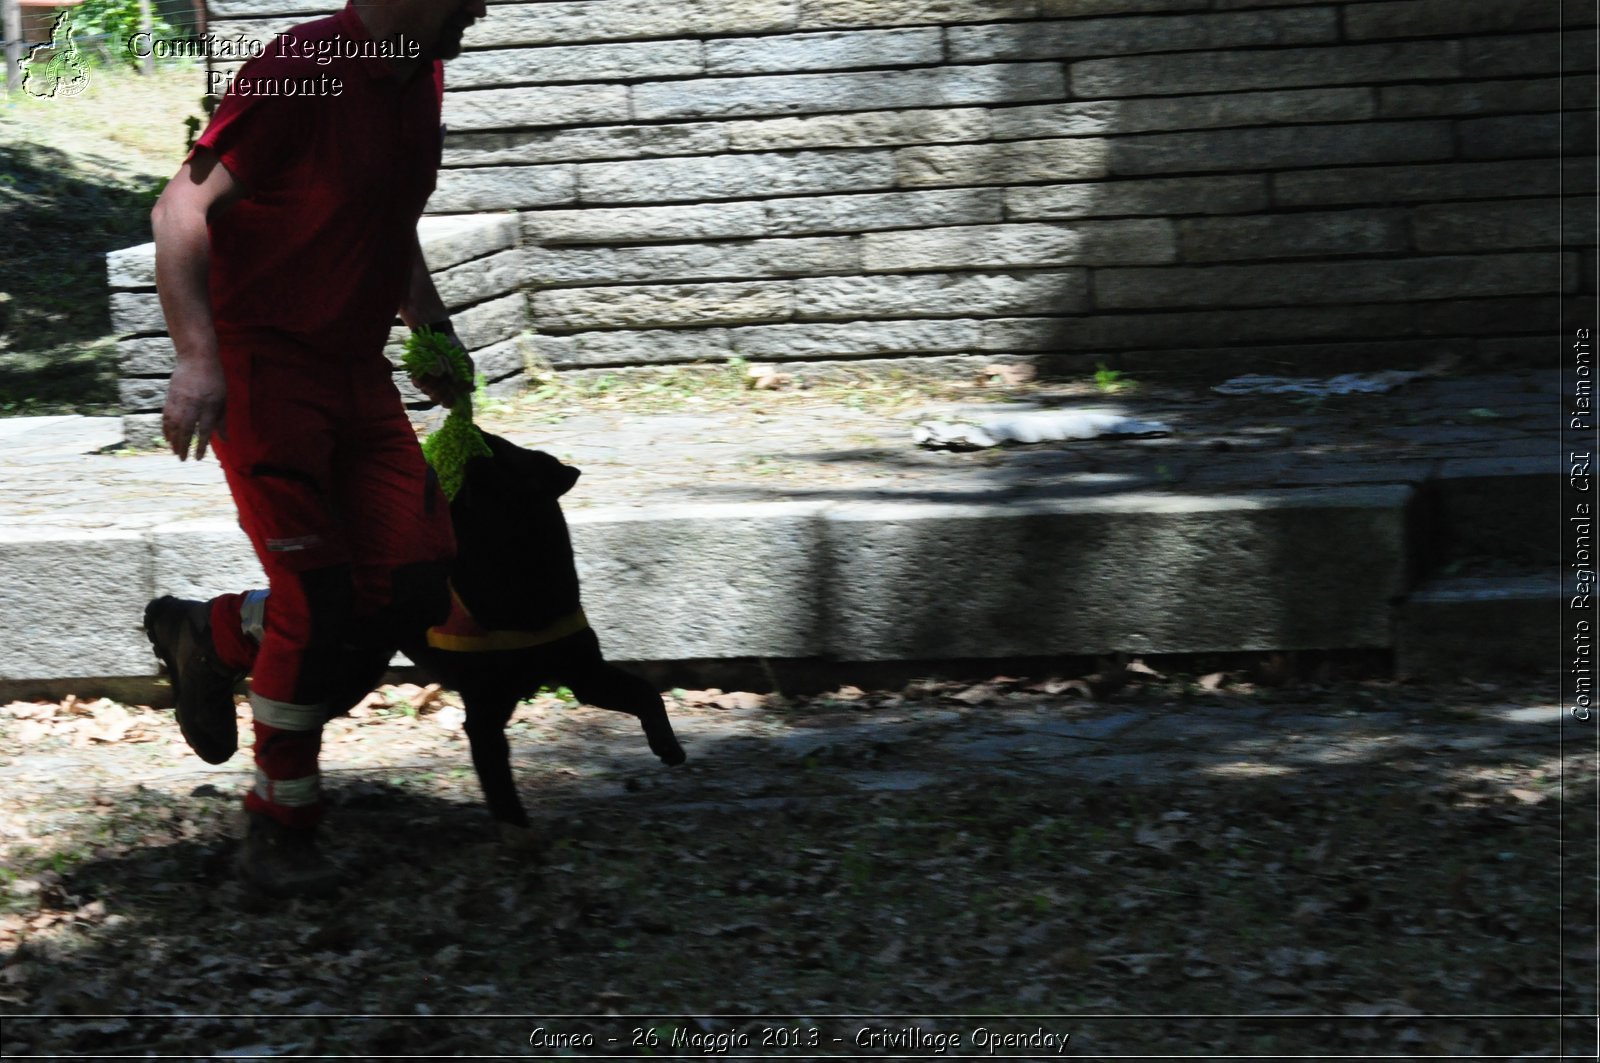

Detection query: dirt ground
xmin=0 ymin=666 xmax=1593 ymax=1059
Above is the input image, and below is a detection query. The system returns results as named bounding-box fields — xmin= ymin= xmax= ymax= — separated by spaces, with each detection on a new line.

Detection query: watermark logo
xmin=21 ymin=11 xmax=90 ymax=99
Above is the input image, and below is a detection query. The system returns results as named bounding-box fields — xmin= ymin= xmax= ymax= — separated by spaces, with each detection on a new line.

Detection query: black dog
xmin=396 ymin=432 xmax=685 ymax=828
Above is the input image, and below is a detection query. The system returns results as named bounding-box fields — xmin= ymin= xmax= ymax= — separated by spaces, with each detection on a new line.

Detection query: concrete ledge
xmin=818 ymin=487 xmax=1410 ymax=659
xmin=573 ymin=502 xmax=829 ymax=660
xmin=1422 ymin=456 xmax=1561 ymax=568
xmin=147 ymin=519 xmax=266 ymax=601
xmin=1395 ymin=573 xmax=1561 ymax=678
xmin=0 ymin=530 xmax=156 ymax=680
xmin=0 ymin=486 xmax=1411 ymax=682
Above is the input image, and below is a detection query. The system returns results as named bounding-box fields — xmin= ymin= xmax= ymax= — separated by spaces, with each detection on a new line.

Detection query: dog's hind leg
xmin=569 ymin=665 xmax=686 ymax=767
xmin=460 ymin=688 xmax=530 ymax=827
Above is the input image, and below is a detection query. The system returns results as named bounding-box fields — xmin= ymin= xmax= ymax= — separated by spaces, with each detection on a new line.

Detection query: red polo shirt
xmin=195 ymin=2 xmax=444 ymax=359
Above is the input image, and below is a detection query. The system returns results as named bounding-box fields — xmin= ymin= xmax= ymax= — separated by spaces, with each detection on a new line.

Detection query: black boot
xmin=143 ymin=596 xmax=243 ymax=764
xmin=236 ymin=812 xmax=342 ymax=899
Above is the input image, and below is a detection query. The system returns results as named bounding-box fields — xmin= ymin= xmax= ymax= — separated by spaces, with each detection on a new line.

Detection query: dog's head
xmin=464 ymin=432 xmax=580 ymax=502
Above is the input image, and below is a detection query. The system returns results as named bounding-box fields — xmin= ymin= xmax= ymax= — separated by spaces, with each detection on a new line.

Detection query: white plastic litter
xmin=913 ymin=409 xmax=1172 ymax=450
xmin=1212 ymin=370 xmax=1425 ymax=396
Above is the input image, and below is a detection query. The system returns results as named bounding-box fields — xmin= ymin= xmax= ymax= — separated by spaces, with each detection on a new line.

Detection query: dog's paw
xmin=640 ymin=709 xmax=686 ymax=766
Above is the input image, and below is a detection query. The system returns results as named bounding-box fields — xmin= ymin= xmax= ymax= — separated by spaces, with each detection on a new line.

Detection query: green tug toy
xmin=401 ymin=326 xmax=491 ymax=501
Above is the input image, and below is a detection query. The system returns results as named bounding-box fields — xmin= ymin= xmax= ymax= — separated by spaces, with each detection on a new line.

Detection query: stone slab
xmin=110 ymin=293 xmax=166 ymax=338
xmin=979 ymin=301 xmax=1414 ymax=352
xmin=727 ymin=319 xmax=984 ymax=359
xmin=1177 ymin=209 xmax=1408 ymax=263
xmin=525 ymin=202 xmax=769 ymax=245
xmin=1412 ymin=197 xmax=1585 ymax=254
xmin=948 ymin=8 xmax=1336 ymax=63
xmin=443 ymin=84 xmax=631 ymax=132
xmin=447 ymin=40 xmax=703 ymax=89
xmin=794 ymin=270 xmax=1089 ymax=319
xmin=120 ymin=414 xmax=164 ymax=451
xmin=1004 ymin=175 xmax=1268 ymax=221
xmin=431 ymin=248 xmax=531 ymax=308
xmin=705 ymin=27 xmax=943 ymax=75
xmin=895 ymin=139 xmax=1111 ymax=187
xmin=1396 ymin=574 xmax=1562 ymax=679
xmin=1422 ymin=461 xmax=1562 ymax=567
xmin=862 ymin=220 xmax=1175 ymax=271
xmin=1096 ymin=252 xmax=1574 ymax=310
xmin=631 ymin=62 xmax=1065 ymax=120
xmin=1275 ymin=158 xmax=1590 ymax=208
xmin=445 ymin=124 xmax=730 ymax=168
xmin=117 ymin=337 xmax=178 ymax=378
xmin=1108 ymin=120 xmax=1455 ymax=176
xmin=464 ymin=0 xmax=799 ymax=49
xmin=455 ymin=293 xmax=529 ymax=350
xmin=430 ymin=164 xmax=578 ymax=213
xmin=526 ymin=237 xmax=859 ymax=288
xmin=0 ymin=531 xmax=154 ymax=680
xmin=796 ymin=0 xmax=1033 ymax=28
xmin=576 ymin=150 xmax=897 ymax=205
xmin=537 ymin=328 xmax=735 ymax=367
xmin=819 ymin=487 xmax=1412 ymax=659
xmin=570 ymin=502 xmax=829 ymax=661
xmin=765 ymin=189 xmax=1005 ymax=236
xmin=991 ymin=88 xmax=1374 ymax=141
xmin=727 ymin=107 xmax=991 ymax=152
xmin=1344 ymin=0 xmax=1567 ymax=40
xmin=1070 ymin=40 xmax=1460 ymax=98
xmin=17 ymin=486 xmax=1402 ymax=673
xmin=416 ymin=214 xmax=523 ymax=272
xmin=147 ymin=520 xmax=265 ymax=602
xmin=532 ymin=281 xmax=795 ymax=331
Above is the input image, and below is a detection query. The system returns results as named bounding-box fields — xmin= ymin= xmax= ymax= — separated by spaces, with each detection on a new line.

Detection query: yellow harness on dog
xmin=425 ymin=587 xmax=589 ymax=653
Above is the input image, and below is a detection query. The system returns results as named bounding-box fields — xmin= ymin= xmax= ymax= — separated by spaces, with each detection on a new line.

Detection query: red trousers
xmin=207 ymin=335 xmax=454 ymax=826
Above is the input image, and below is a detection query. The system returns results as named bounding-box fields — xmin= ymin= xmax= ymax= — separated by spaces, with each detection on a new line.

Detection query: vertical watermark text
xmin=1568 ymin=326 xmax=1596 ymax=722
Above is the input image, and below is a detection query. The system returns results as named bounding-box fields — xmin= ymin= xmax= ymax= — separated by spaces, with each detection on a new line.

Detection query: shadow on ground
xmin=0 ymin=681 xmax=1593 ymax=1057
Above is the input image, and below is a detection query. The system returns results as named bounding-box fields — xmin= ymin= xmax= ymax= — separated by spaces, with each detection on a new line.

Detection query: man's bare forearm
xmin=152 ymin=196 xmax=220 ymax=366
xmin=398 ymin=231 xmax=448 ymax=328
xmin=151 ymin=155 xmax=239 ymax=461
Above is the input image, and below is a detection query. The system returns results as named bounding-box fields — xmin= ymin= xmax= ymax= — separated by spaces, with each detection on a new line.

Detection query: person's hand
xmin=409 ymin=323 xmax=474 ymax=409
xmin=163 ymin=352 xmax=227 ymax=461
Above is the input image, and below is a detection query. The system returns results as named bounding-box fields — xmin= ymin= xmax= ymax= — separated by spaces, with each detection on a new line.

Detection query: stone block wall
xmin=116 ymin=0 xmax=1597 ymax=416
xmin=111 ymin=215 xmax=529 ymax=446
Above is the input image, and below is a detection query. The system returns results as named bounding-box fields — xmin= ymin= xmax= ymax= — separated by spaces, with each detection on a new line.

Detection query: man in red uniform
xmin=145 ymin=0 xmax=486 ymax=898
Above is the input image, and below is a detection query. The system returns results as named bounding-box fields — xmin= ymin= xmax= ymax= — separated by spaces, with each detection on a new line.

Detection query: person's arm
xmin=151 ymin=148 xmax=243 ymax=462
xmin=399 ymin=231 xmax=473 ymax=408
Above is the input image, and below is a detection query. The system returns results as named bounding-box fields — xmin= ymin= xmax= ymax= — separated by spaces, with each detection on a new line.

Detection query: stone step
xmin=1414 ymin=455 xmax=1559 ymax=571
xmin=0 ymin=485 xmax=1410 ymax=683
xmin=1394 ymin=573 xmax=1562 ymax=679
